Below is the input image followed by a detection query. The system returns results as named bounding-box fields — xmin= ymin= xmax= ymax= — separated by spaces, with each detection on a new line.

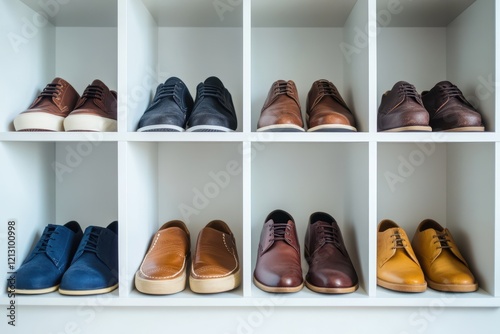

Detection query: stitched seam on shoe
xmin=191 ymin=234 xmax=238 ymax=279
xmin=139 ymin=233 xmax=186 ymax=279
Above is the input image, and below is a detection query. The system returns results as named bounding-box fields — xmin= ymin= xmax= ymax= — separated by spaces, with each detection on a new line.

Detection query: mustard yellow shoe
xmin=377 ymin=220 xmax=427 ymax=292
xmin=412 ymin=219 xmax=478 ymax=292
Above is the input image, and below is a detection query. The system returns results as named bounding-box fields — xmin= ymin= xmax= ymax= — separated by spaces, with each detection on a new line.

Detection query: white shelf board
xmin=376 ymin=0 xmax=476 ymax=27
xmin=126 ymin=132 xmax=245 ymax=142
xmin=375 ymin=132 xmax=498 ymax=143
xmin=252 ymin=0 xmax=358 ymax=27
xmin=140 ymin=0 xmax=242 ymax=27
xmin=0 ymin=132 xmax=122 ymax=142
xmin=18 ymin=0 xmax=117 ymax=27
xmin=247 ymin=132 xmax=371 ymax=143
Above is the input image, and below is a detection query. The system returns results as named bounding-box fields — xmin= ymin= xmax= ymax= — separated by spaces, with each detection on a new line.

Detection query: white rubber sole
xmin=137 ymin=124 xmax=185 ymax=132
xmin=64 ymin=114 xmax=117 ymax=132
xmin=59 ymin=283 xmax=118 ymax=296
xmin=14 ymin=112 xmax=64 ymax=131
xmin=186 ymin=125 xmax=234 ymax=132
xmin=14 ymin=285 xmax=59 ymax=295
xmin=189 ymin=269 xmax=241 ymax=294
xmin=307 ymin=124 xmax=357 ymax=132
xmin=256 ymin=124 xmax=305 ymax=132
xmin=134 ymin=270 xmax=186 ymax=295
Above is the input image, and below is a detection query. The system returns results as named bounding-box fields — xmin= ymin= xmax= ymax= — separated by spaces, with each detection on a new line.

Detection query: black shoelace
xmin=82 ymin=85 xmax=105 ymax=101
xmin=155 ymin=84 xmax=176 ymax=101
xmin=80 ymin=228 xmax=100 ymax=254
xmin=39 ymin=83 xmax=62 ymax=98
xmin=440 ymin=84 xmax=463 ymax=99
xmin=199 ymin=85 xmax=224 ymax=100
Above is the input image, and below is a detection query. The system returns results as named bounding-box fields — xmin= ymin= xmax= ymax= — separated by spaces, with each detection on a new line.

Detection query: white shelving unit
xmin=1 ymin=0 xmax=499 ymax=332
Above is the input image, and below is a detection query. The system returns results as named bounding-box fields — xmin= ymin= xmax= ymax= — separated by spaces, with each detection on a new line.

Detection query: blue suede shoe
xmin=15 ymin=221 xmax=83 ymax=294
xmin=59 ymin=221 xmax=118 ymax=295
xmin=137 ymin=77 xmax=194 ymax=132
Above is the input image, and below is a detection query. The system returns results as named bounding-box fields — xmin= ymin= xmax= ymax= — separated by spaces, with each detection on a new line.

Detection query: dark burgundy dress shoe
xmin=304 ymin=212 xmax=358 ymax=294
xmin=253 ymin=209 xmax=303 ymax=293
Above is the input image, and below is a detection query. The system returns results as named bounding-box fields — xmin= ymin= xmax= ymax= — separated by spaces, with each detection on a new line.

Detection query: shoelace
xmin=433 ymin=232 xmax=451 ymax=250
xmin=269 ymin=223 xmax=288 ymax=242
xmin=198 ymin=85 xmax=224 ymax=100
xmin=316 ymin=222 xmax=340 ymax=247
xmin=273 ymin=81 xmax=294 ymax=96
xmin=34 ymin=226 xmax=58 ymax=254
xmin=80 ymin=228 xmax=100 ymax=254
xmin=155 ymin=83 xmax=176 ymax=101
xmin=318 ymin=81 xmax=336 ymax=96
xmin=440 ymin=84 xmax=463 ymax=99
xmin=398 ymin=83 xmax=420 ymax=100
xmin=39 ymin=83 xmax=62 ymax=98
xmin=391 ymin=230 xmax=407 ymax=249
xmin=82 ymin=85 xmax=105 ymax=101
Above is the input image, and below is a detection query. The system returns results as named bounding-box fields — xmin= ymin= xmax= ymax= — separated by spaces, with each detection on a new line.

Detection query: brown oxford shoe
xmin=257 ymin=80 xmax=304 ymax=132
xmin=412 ymin=219 xmax=478 ymax=292
xmin=421 ymin=81 xmax=484 ymax=132
xmin=135 ymin=220 xmax=190 ymax=295
xmin=378 ymin=81 xmax=431 ymax=132
xmin=14 ymin=77 xmax=80 ymax=132
xmin=253 ymin=209 xmax=304 ymax=293
xmin=189 ymin=220 xmax=241 ymax=294
xmin=304 ymin=212 xmax=358 ymax=294
xmin=306 ymin=80 xmax=357 ymax=132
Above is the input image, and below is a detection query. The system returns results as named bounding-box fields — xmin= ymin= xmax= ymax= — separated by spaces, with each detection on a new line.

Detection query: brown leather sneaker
xmin=306 ymin=80 xmax=357 ymax=132
xmin=421 ymin=81 xmax=484 ymax=132
xmin=64 ymin=79 xmax=117 ymax=132
xmin=304 ymin=212 xmax=358 ymax=294
xmin=135 ymin=220 xmax=190 ymax=295
xmin=257 ymin=80 xmax=304 ymax=132
xmin=14 ymin=77 xmax=80 ymax=131
xmin=378 ymin=81 xmax=431 ymax=132
xmin=253 ymin=209 xmax=304 ymax=293
xmin=189 ymin=220 xmax=241 ymax=294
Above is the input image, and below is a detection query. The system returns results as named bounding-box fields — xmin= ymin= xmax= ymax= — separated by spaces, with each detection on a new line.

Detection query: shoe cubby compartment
xmin=376 ymin=0 xmax=496 ymax=132
xmin=251 ymin=0 xmax=370 ymax=132
xmin=0 ymin=0 xmax=118 ymax=133
xmin=124 ymin=141 xmax=244 ymax=301
xmin=125 ymin=0 xmax=243 ymax=133
xmin=250 ymin=142 xmax=370 ymax=302
xmin=0 ymin=141 xmax=118 ymax=303
xmin=376 ymin=142 xmax=498 ymax=305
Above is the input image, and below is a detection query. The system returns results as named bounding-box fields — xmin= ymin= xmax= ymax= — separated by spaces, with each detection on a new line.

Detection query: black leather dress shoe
xmin=137 ymin=77 xmax=193 ymax=132
xmin=186 ymin=76 xmax=237 ymax=132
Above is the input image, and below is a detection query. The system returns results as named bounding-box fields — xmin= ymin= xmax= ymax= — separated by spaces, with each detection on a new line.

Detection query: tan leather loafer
xmin=377 ymin=219 xmax=427 ymax=292
xmin=135 ymin=220 xmax=190 ymax=295
xmin=189 ymin=220 xmax=241 ymax=294
xmin=412 ymin=219 xmax=478 ymax=292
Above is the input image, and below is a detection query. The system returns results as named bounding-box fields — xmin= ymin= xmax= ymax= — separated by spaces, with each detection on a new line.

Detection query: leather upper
xmin=187 ymin=76 xmax=237 ymax=130
xmin=378 ymin=81 xmax=430 ymax=131
xmin=23 ymin=77 xmax=80 ymax=117
xmin=421 ymin=81 xmax=484 ymax=131
xmin=138 ymin=77 xmax=194 ymax=131
xmin=137 ymin=220 xmax=190 ymax=280
xmin=191 ymin=220 xmax=239 ymax=279
xmin=412 ymin=219 xmax=476 ymax=287
xmin=304 ymin=212 xmax=358 ymax=290
xmin=69 ymin=79 xmax=117 ymax=120
xmin=306 ymin=80 xmax=356 ymax=130
xmin=253 ymin=209 xmax=303 ymax=288
xmin=377 ymin=220 xmax=425 ymax=286
xmin=257 ymin=80 xmax=304 ymax=129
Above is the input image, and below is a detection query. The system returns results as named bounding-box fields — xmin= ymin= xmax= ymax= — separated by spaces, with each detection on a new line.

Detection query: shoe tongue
xmin=51 ymin=77 xmax=66 ymax=85
xmin=436 ymin=80 xmax=453 ymax=88
xmin=90 ymin=79 xmax=109 ymax=91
